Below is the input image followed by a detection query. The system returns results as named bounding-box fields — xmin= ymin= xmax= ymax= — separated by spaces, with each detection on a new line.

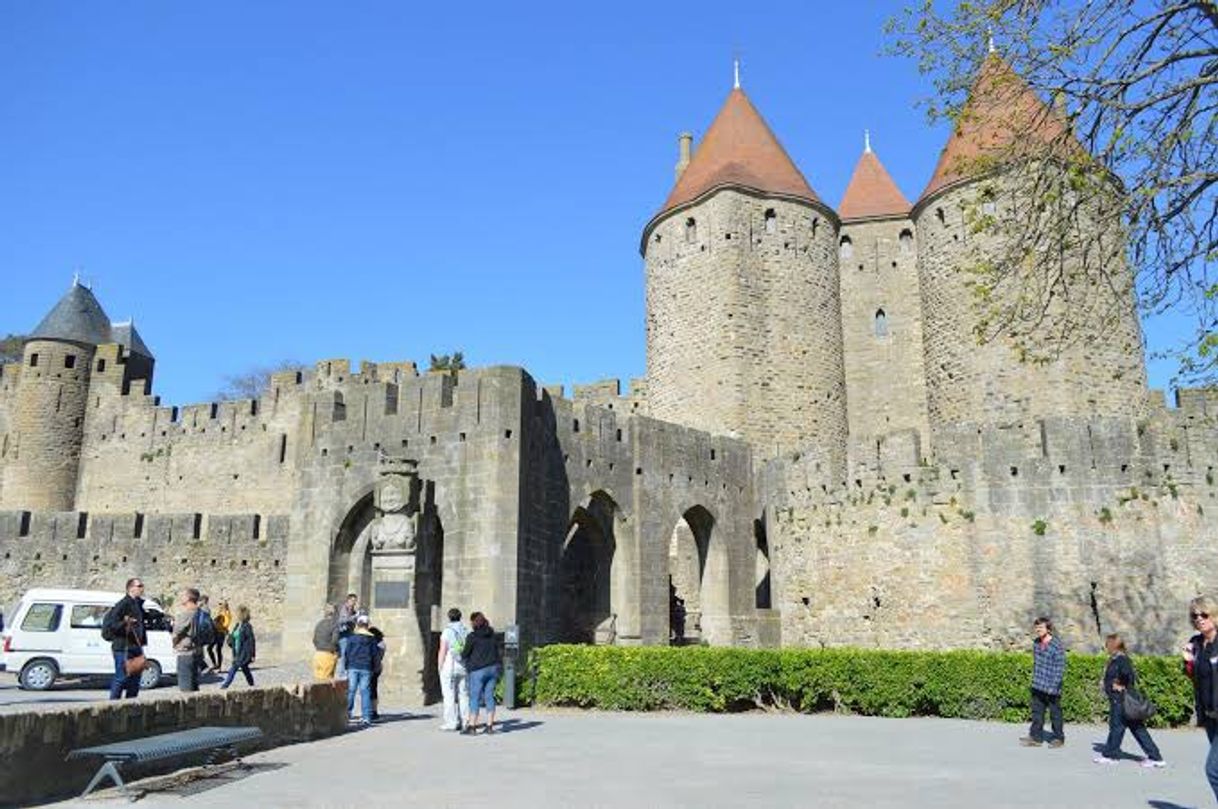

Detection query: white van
xmin=1 ymin=588 xmax=176 ymax=691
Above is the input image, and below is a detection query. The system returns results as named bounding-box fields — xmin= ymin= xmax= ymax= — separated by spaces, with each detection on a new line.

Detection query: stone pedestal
xmin=370 ymin=550 xmax=428 ymax=706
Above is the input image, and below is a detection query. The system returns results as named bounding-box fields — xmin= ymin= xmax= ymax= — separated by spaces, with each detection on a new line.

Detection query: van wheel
xmin=139 ymin=660 xmax=162 ymax=690
xmin=19 ymin=659 xmax=58 ymax=691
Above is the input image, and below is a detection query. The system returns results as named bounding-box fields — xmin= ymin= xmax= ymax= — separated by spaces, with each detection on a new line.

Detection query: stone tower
xmin=911 ymin=54 xmax=1147 ymax=455
xmin=641 ymin=83 xmax=846 ymax=473
xmin=1 ymin=282 xmax=154 ymax=510
xmin=837 ymin=134 xmax=931 ymax=455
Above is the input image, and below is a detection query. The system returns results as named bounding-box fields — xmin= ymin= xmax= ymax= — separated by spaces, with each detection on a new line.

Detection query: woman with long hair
xmin=220 ymin=605 xmax=256 ymax=689
xmin=1094 ymin=633 xmax=1164 ymax=767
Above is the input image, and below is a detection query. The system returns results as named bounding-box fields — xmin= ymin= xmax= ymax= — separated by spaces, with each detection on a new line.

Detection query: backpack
xmin=194 ymin=610 xmax=217 ymax=646
xmin=101 ymin=604 xmax=118 ymax=642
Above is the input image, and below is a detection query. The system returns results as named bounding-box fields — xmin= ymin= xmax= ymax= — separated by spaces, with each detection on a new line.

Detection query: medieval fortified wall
xmin=1 ymin=54 xmax=1215 ymax=700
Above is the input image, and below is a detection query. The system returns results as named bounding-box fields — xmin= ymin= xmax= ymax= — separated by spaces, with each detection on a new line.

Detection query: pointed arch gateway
xmin=667 ymin=505 xmax=729 ymax=645
xmin=559 ymin=491 xmax=629 ymax=644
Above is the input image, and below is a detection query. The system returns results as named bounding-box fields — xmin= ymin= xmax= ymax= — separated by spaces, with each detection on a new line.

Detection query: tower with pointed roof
xmin=1 ymin=281 xmax=154 ymax=510
xmin=641 ymin=82 xmax=846 ymax=468
xmin=837 ymin=134 xmax=931 ymax=453
xmin=910 ymin=52 xmax=1147 ymax=456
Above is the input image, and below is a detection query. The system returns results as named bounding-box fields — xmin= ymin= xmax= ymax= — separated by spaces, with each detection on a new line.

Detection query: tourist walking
xmin=1183 ymin=595 xmax=1218 ymax=799
xmin=172 ymin=588 xmax=202 ymax=692
xmin=220 ymin=605 xmax=257 ymax=689
xmin=1021 ymin=616 xmax=1066 ymax=748
xmin=210 ymin=599 xmax=232 ymax=673
xmin=336 ymin=593 xmax=358 ymax=676
xmin=103 ymin=577 xmax=148 ymax=700
xmin=461 ymin=612 xmax=502 ymax=735
xmin=1094 ymin=633 xmax=1164 ymax=767
xmin=438 ymin=607 xmax=470 ymax=731
xmin=342 ymin=614 xmax=382 ymax=725
xmin=312 ymin=604 xmax=340 ymax=680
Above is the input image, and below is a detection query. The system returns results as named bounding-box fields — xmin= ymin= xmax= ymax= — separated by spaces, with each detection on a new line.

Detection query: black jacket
xmin=461 ymin=624 xmax=501 ymax=672
xmin=312 ymin=616 xmax=339 ymax=653
xmin=104 ymin=595 xmax=146 ymax=653
xmin=1188 ymin=633 xmax=1218 ymax=724
xmin=1103 ymin=652 xmax=1136 ymax=698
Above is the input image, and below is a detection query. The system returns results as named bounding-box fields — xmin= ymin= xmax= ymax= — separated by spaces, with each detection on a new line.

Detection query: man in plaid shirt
xmin=1022 ymin=616 xmax=1067 ymax=747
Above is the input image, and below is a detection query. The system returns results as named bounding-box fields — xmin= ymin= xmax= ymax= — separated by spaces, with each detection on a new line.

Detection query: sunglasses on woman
xmin=1192 ymin=612 xmax=1211 ymax=621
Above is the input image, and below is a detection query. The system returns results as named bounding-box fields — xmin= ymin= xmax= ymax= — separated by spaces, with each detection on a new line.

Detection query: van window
xmin=21 ymin=603 xmax=63 ymax=632
xmin=70 ymin=604 xmax=108 ymax=629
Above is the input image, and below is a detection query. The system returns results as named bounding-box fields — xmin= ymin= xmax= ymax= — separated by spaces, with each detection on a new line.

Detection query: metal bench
xmin=66 ymin=725 xmax=264 ymax=799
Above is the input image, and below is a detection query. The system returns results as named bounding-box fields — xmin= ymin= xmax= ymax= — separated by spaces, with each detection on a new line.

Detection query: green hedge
xmin=523 ymin=646 xmax=1197 ymax=727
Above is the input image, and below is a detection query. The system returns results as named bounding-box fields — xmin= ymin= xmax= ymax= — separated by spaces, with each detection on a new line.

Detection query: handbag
xmin=1123 ymin=688 xmax=1157 ymax=722
xmin=124 ymin=653 xmax=147 ymax=677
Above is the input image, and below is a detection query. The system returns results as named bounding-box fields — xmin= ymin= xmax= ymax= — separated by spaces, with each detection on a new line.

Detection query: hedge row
xmin=523 ymin=645 xmax=1198 ymax=727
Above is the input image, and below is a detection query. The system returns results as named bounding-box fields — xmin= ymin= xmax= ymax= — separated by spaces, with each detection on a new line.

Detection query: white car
xmin=1 ymin=588 xmax=176 ymax=691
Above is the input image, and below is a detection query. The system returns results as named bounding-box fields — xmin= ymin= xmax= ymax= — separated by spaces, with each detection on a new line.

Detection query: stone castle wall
xmin=764 ymin=400 xmax=1218 ymax=656
xmin=644 ymin=190 xmax=847 ymax=474
xmin=913 ymin=178 xmax=1149 ymax=454
xmin=839 ymin=215 xmax=931 ymax=451
xmin=0 ymin=509 xmax=289 ymax=657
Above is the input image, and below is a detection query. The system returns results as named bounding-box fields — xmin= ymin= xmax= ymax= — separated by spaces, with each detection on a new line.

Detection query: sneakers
xmin=1093 ymin=755 xmax=1119 ymax=765
xmin=1019 ymin=736 xmax=1043 ymax=747
xmin=1047 ymin=739 xmax=1065 ymax=748
xmin=1141 ymin=759 xmax=1167 ymax=768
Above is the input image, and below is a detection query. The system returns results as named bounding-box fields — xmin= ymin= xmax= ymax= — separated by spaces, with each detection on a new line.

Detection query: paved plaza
xmin=43 ymin=709 xmax=1218 ymax=809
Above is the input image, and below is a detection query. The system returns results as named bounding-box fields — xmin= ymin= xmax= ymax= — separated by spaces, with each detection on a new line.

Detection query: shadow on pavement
xmin=143 ymin=761 xmax=290 ymax=798
xmin=1091 ymin=742 xmax=1145 ymax=761
xmin=1148 ymin=800 xmax=1197 ymax=809
xmin=495 ymin=718 xmax=543 ymax=734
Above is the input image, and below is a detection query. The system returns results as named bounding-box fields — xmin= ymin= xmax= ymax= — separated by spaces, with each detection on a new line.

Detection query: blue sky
xmin=0 ymin=1 xmax=1185 ymax=404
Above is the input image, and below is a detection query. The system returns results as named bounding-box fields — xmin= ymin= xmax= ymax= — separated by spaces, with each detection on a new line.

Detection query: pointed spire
xmin=920 ymin=52 xmax=1079 ymax=200
xmin=656 ymin=87 xmax=820 ymax=216
xmin=29 ymin=282 xmax=113 ymax=346
xmin=839 ymin=139 xmax=911 ymax=221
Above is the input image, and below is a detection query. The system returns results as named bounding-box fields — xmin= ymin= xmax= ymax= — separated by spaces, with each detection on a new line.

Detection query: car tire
xmin=139 ymin=660 xmax=162 ymax=690
xmin=18 ymin=658 xmax=58 ymax=691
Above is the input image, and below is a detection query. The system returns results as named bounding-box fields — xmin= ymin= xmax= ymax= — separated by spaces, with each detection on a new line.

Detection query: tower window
xmin=874 ymin=309 xmax=889 ymax=338
xmin=935 ymin=207 xmax=946 ymax=225
xmin=29 ymin=353 xmax=38 ymax=367
xmin=64 ymin=354 xmax=76 ymax=369
xmin=96 ymin=359 xmax=106 ymax=373
xmin=899 ymin=229 xmax=913 ymax=254
xmin=764 ymin=209 xmax=776 ymax=233
xmin=685 ymin=218 xmax=697 ymax=243
xmin=839 ymin=235 xmax=853 ymax=260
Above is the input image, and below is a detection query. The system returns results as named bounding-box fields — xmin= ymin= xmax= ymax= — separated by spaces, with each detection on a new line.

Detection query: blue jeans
xmin=347 ymin=668 xmax=373 ymax=723
xmin=221 ymin=662 xmax=253 ymax=688
xmin=109 ymin=649 xmax=142 ymax=700
xmin=1102 ymin=695 xmax=1161 ymax=761
xmin=1204 ymin=720 xmax=1218 ymax=801
xmin=468 ymin=664 xmax=500 ymax=716
xmin=337 ymin=635 xmax=351 ymax=676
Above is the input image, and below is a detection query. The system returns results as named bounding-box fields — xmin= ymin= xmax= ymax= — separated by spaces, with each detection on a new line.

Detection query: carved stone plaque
xmin=375 ymin=580 xmax=411 ymax=609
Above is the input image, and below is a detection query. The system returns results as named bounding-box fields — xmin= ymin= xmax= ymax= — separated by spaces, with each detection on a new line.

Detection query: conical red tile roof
xmin=659 ymin=88 xmax=819 ymax=215
xmin=839 ymin=147 xmax=911 ymax=220
xmin=921 ymin=53 xmax=1077 ymax=200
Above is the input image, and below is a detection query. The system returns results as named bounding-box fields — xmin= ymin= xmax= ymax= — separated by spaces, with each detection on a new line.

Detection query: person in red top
xmin=1183 ymin=595 xmax=1218 ymax=800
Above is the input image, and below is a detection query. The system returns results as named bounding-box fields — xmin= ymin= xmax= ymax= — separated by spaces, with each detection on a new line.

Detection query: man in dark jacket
xmin=104 ymin=578 xmax=147 ymax=700
xmin=312 ymin=604 xmax=340 ymax=680
xmin=342 ymin=614 xmax=382 ymax=725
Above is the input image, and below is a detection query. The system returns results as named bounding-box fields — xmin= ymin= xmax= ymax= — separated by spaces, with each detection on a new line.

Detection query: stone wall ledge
xmin=0 ymin=679 xmax=348 ymax=808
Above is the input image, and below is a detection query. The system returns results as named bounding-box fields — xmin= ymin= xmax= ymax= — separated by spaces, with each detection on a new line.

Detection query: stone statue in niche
xmin=372 ymin=460 xmax=421 ymax=552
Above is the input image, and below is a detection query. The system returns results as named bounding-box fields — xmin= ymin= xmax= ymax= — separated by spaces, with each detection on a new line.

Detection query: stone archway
xmin=558 ymin=491 xmax=622 ymax=644
xmin=668 ymin=505 xmax=727 ymax=645
xmin=329 ymin=492 xmax=375 ymax=608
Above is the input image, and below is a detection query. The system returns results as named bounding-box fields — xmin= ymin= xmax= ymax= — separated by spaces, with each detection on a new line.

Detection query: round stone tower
xmin=912 ymin=54 xmax=1147 ymax=451
xmin=2 ymin=281 xmax=110 ymax=510
xmin=642 ymin=83 xmax=846 ymax=473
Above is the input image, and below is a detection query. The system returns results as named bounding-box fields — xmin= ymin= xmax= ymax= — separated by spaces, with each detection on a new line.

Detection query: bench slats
xmin=67 ymin=726 xmax=263 ymax=763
